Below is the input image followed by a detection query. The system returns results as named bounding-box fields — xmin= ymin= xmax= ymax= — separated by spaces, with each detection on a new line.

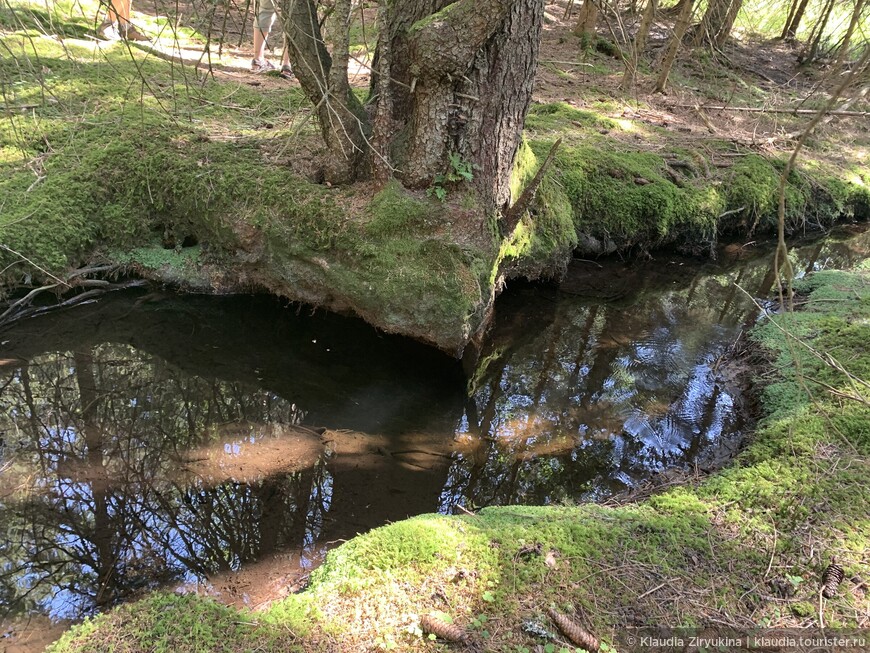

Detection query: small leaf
xmin=482 ymin=590 xmax=495 ymax=602
xmin=545 ymin=644 xmax=556 ymax=653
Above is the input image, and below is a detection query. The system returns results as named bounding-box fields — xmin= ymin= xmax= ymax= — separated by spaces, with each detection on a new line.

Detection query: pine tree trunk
xmin=655 ymin=0 xmax=694 ymax=92
xmin=801 ymin=0 xmax=836 ymax=63
xmin=573 ymin=0 xmax=600 ymax=37
xmin=375 ymin=0 xmax=544 ymax=213
xmin=282 ymin=0 xmax=370 ymax=185
xmin=663 ymin=0 xmax=691 ymax=16
xmin=286 ymin=0 xmax=544 ymax=218
xmin=834 ymin=0 xmax=867 ymax=70
xmin=621 ymin=0 xmax=657 ymax=90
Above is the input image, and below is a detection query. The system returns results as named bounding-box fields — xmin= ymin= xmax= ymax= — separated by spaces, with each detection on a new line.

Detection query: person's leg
xmin=280 ymin=36 xmax=292 ymax=78
xmin=252 ymin=0 xmax=277 ymax=70
xmin=113 ymin=0 xmax=131 ymax=23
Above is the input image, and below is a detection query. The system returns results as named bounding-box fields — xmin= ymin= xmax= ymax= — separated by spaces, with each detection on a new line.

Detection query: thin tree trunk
xmin=655 ymin=0 xmax=694 ymax=92
xmin=574 ymin=0 xmax=600 ymax=38
xmin=713 ymin=0 xmax=743 ymax=46
xmin=834 ymin=0 xmax=868 ymax=70
xmin=371 ymin=0 xmax=393 ymax=183
xmin=621 ymin=0 xmax=657 ymax=90
xmin=781 ymin=0 xmax=809 ymax=39
xmin=691 ymin=0 xmax=743 ymax=47
xmin=663 ymin=0 xmax=690 ymax=16
xmin=282 ymin=0 xmax=369 ymax=184
xmin=801 ymin=0 xmax=836 ymax=64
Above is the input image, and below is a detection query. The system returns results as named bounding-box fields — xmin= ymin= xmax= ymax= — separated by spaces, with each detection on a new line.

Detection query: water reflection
xmin=0 ymin=225 xmax=867 ymax=638
xmin=439 ymin=225 xmax=870 ymax=508
xmin=0 ymin=300 xmax=464 ymax=627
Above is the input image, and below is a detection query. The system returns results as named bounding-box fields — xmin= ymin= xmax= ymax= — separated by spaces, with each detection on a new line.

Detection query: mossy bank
xmin=50 ymin=258 xmax=870 ymax=652
xmin=2 ymin=14 xmax=869 ymax=353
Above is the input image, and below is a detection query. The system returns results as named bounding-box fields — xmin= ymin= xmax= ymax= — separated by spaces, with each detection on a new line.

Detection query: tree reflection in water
xmin=438 ymin=226 xmax=870 ymax=510
xmin=0 ymin=346 xmax=333 ymax=620
xmin=0 ymin=224 xmax=867 ymax=631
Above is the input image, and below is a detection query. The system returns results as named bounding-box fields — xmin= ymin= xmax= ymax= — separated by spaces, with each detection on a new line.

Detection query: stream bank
xmin=42 ymin=259 xmax=870 ymax=652
xmin=2 ymin=23 xmax=870 ymax=354
xmin=0 ymin=227 xmax=865 ymax=652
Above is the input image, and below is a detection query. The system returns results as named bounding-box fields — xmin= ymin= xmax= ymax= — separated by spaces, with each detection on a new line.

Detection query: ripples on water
xmin=0 ymin=226 xmax=867 ymax=638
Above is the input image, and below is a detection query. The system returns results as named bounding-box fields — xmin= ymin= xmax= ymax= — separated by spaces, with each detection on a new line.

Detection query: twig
xmin=668 ymin=104 xmax=870 ymax=117
xmin=503 ymin=137 xmax=563 ymax=233
xmin=636 ymin=581 xmax=670 ymax=600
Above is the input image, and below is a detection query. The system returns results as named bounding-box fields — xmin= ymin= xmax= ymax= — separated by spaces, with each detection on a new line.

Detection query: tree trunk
xmin=621 ymin=0 xmax=658 ymax=90
xmin=574 ymin=0 xmax=601 ymax=38
xmin=655 ymin=0 xmax=694 ymax=92
xmin=834 ymin=0 xmax=868 ymax=70
xmin=281 ymin=0 xmax=369 ymax=184
xmin=801 ymin=0 xmax=836 ymax=64
xmin=691 ymin=0 xmax=743 ymax=47
xmin=375 ymin=0 xmax=544 ymax=213
xmin=663 ymin=0 xmax=690 ymax=16
xmin=781 ymin=0 xmax=810 ymax=40
xmin=288 ymin=0 xmax=544 ymax=217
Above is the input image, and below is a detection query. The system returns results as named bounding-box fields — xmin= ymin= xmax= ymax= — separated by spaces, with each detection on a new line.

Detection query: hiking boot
xmin=119 ymin=22 xmax=150 ymax=41
xmin=251 ymin=58 xmax=276 ymax=73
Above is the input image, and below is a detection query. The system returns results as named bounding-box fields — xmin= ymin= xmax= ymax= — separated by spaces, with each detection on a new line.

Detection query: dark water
xmin=0 ymin=226 xmax=868 ymax=636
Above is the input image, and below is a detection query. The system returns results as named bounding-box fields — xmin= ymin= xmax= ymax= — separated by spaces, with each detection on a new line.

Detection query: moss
xmin=51 ymin=592 xmax=288 ymax=653
xmin=500 ymin=139 xmax=577 ymax=278
xmin=548 ymin=142 xmax=720 ymax=250
xmin=723 ymin=155 xmax=812 ymax=232
xmin=525 ymin=102 xmax=621 ymax=133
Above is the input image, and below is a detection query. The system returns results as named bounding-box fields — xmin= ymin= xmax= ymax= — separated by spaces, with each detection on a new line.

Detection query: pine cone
xmin=420 ymin=614 xmax=468 ymax=642
xmin=822 ymin=559 xmax=845 ymax=599
xmin=547 ymin=608 xmax=600 ymax=652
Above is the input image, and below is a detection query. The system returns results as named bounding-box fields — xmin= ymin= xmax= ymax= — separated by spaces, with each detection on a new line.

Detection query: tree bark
xmin=781 ymin=0 xmax=810 ymax=40
xmin=800 ymin=0 xmax=836 ymax=64
xmin=691 ymin=0 xmax=743 ymax=47
xmin=655 ymin=0 xmax=694 ymax=92
xmin=287 ymin=0 xmax=544 ymax=218
xmin=281 ymin=0 xmax=369 ymax=184
xmin=376 ymin=0 xmax=544 ymax=213
xmin=834 ymin=0 xmax=868 ymax=70
xmin=573 ymin=0 xmax=600 ymax=38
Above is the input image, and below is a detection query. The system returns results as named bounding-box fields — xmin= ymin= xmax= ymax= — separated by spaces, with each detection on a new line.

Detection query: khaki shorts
xmin=255 ymin=0 xmax=278 ymax=31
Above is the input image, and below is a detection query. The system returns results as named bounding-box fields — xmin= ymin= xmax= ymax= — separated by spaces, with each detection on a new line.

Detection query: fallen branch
xmin=669 ymin=104 xmax=870 ymax=117
xmin=503 ymin=137 xmax=562 ymax=234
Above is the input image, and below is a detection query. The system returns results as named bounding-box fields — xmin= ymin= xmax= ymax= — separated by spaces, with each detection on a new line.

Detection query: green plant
xmin=428 ymin=152 xmax=475 ymax=201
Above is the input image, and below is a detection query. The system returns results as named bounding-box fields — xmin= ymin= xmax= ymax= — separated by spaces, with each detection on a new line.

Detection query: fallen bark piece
xmin=547 ymin=608 xmax=600 ymax=652
xmin=420 ymin=614 xmax=469 ymax=642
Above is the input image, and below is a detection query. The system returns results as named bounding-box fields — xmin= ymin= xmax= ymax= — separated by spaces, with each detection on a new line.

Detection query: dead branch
xmin=503 ymin=137 xmax=562 ymax=234
xmin=669 ymin=104 xmax=870 ymax=117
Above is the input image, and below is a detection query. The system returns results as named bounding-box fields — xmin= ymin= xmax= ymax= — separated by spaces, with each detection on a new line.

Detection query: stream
xmin=1 ymin=225 xmax=868 ymax=649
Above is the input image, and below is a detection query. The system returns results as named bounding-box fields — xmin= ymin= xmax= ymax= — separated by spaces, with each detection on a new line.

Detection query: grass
xmin=50 ymin=266 xmax=870 ymax=652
